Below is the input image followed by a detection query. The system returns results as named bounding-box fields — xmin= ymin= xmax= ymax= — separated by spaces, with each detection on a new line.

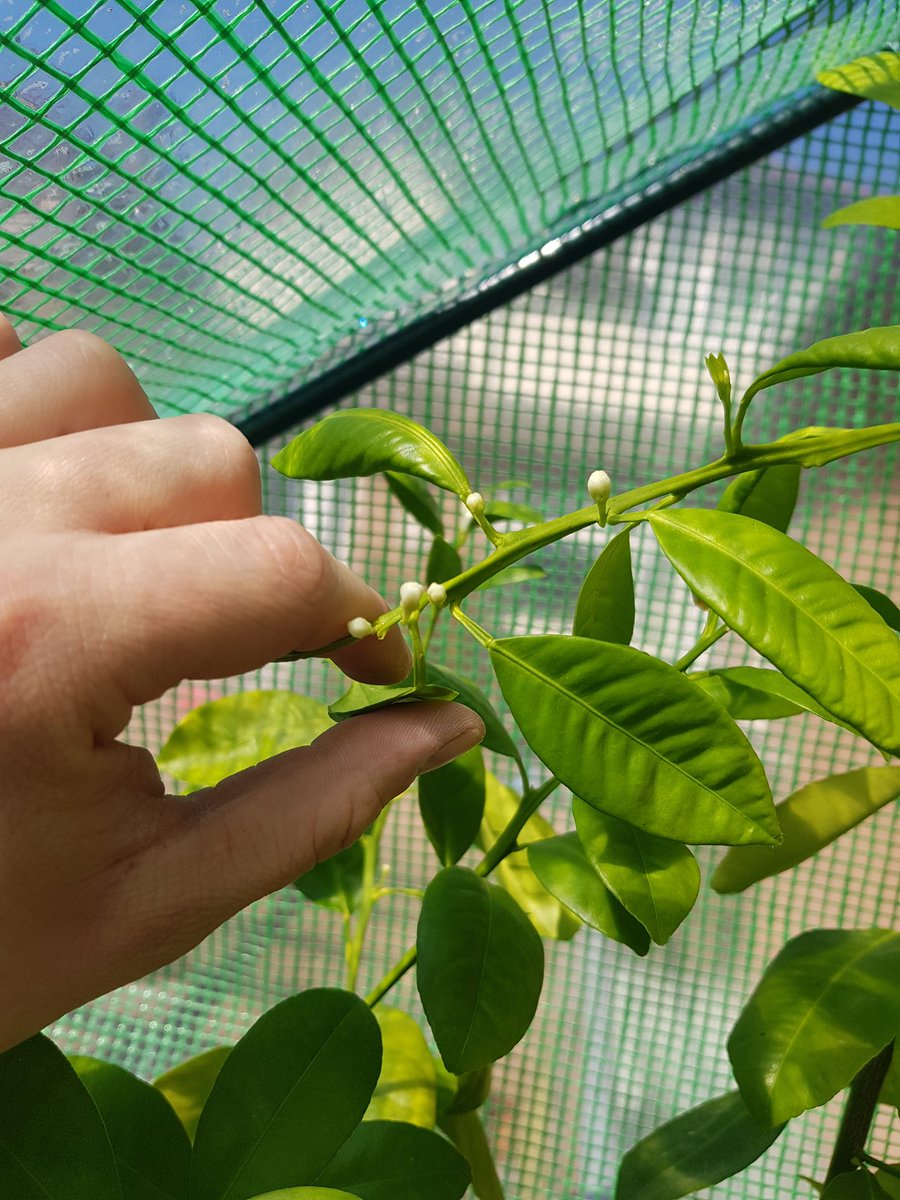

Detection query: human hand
xmin=0 ymin=317 xmax=483 ymax=1051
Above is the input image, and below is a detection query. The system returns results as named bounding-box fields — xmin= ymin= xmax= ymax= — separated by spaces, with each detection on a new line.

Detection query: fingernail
xmin=419 ymin=712 xmax=485 ymax=773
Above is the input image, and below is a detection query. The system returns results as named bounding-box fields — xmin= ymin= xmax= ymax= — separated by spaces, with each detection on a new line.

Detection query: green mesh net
xmin=2 ymin=2 xmax=899 ymax=1197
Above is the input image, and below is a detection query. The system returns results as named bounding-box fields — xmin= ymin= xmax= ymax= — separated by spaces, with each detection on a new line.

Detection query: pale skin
xmin=0 ymin=315 xmax=484 ymax=1053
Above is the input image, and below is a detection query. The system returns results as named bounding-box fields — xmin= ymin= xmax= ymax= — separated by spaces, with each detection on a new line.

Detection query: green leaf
xmin=315 ymin=1120 xmax=470 ymax=1200
xmin=438 ymin=1110 xmax=505 ymax=1200
xmin=573 ymin=529 xmax=635 ymax=644
xmin=482 ymin=499 xmax=544 ymax=525
xmin=692 ymin=666 xmax=852 ymax=729
xmin=417 ymin=867 xmax=544 ymax=1074
xmin=489 ymin=634 xmax=777 ymax=845
xmin=384 ymin=472 xmax=444 ymax=536
xmin=153 ymin=1046 xmax=231 ymax=1143
xmin=328 ymin=679 xmax=458 ymax=721
xmin=295 ymin=840 xmax=366 ymax=913
xmin=248 ymin=1191 xmax=361 ymax=1199
xmin=573 ymin=798 xmax=700 ymax=945
xmin=854 ymin=585 xmax=900 ymax=632
xmin=713 ymin=766 xmax=900 ymax=893
xmin=476 ymin=772 xmax=581 ymax=940
xmin=425 ymin=665 xmax=518 ymax=760
xmin=364 ymin=1008 xmax=437 ymax=1129
xmin=419 ymin=745 xmax=485 ymax=866
xmin=717 ymin=464 xmax=801 ymax=533
xmin=650 ymin=510 xmax=900 ymax=757
xmin=0 ymin=1034 xmax=121 ymax=1198
xmin=817 ymin=52 xmax=900 ymax=109
xmin=426 ymin=536 xmax=463 ymax=587
xmin=880 ymin=1048 xmax=900 ymax=1110
xmin=527 ymin=832 xmax=650 ymax=956
xmin=875 ymin=1168 xmax=900 ymax=1198
xmin=476 ymin=564 xmax=547 ymax=591
xmin=822 ymin=1172 xmax=893 ymax=1198
xmin=740 ymin=326 xmax=900 ymax=409
xmin=614 ymin=1090 xmax=785 ymax=1200
xmin=823 ymin=196 xmax=900 ymax=231
xmin=442 ymin=1066 xmax=492 ymax=1115
xmin=191 ymin=990 xmax=381 ymax=1200
xmin=158 ymin=691 xmax=332 ymax=789
xmin=273 ymin=409 xmax=471 ymax=497
xmin=70 ymin=1056 xmax=191 ymax=1200
xmin=728 ymin=929 xmax=900 ymax=1125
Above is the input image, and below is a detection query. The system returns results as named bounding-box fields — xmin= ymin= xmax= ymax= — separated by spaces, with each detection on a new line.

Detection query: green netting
xmin=2 ymin=3 xmax=900 ymax=1198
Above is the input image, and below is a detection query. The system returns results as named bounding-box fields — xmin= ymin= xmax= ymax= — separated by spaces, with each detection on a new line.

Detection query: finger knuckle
xmin=183 ymin=413 xmax=261 ymax=495
xmin=255 ymin=516 xmax=333 ymax=597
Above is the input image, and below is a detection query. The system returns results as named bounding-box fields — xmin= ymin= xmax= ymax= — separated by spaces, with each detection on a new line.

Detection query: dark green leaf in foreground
xmin=439 ymin=1110 xmax=505 ymax=1200
xmin=364 ymin=1008 xmax=437 ymax=1129
xmin=875 ymin=1168 xmax=900 ymax=1198
xmin=417 ymin=867 xmax=544 ymax=1074
xmin=248 ymin=1191 xmax=362 ymax=1199
xmin=573 ymin=799 xmax=700 ymax=945
xmin=385 ymin=471 xmax=444 ymax=536
xmin=817 ymin=51 xmax=900 ymax=109
xmin=419 ymin=745 xmax=485 ymax=866
xmin=191 ymin=990 xmax=381 ymax=1200
xmin=717 ymin=463 xmax=801 ymax=532
xmin=573 ymin=528 xmax=635 ymax=644
xmin=158 ymin=691 xmax=332 ymax=789
xmin=615 ymin=1090 xmax=784 ymax=1200
xmin=821 ymin=1172 xmax=893 ymax=1199
xmin=476 ymin=564 xmax=547 ymax=591
xmin=0 ymin=1034 xmax=121 ymax=1199
xmin=71 ymin=1056 xmax=191 ymax=1200
xmin=426 ymin=536 xmax=464 ymax=587
xmin=713 ymin=766 xmax=900 ymax=893
xmin=823 ymin=196 xmax=900 ymax=231
xmin=328 ymin=680 xmax=458 ymax=721
xmin=490 ymin=635 xmax=777 ymax=845
xmin=272 ymin=409 xmax=471 ymax=497
xmin=692 ymin=666 xmax=851 ymax=729
xmin=739 ymin=326 xmax=900 ymax=409
xmin=651 ymin=510 xmax=900 ymax=757
xmin=425 ymin=665 xmax=518 ymax=759
xmin=527 ymin=832 xmax=650 ymax=956
xmin=295 ymin=840 xmax=366 ymax=914
xmin=854 ymin=584 xmax=900 ymax=632
xmin=728 ymin=929 xmax=900 ymax=1125
xmin=315 ymin=1120 xmax=470 ymax=1200
xmin=153 ymin=1046 xmax=231 ymax=1143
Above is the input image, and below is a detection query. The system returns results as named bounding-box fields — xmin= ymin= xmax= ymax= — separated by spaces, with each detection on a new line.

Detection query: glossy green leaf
xmin=364 ymin=1008 xmax=437 ymax=1129
xmin=426 ymin=536 xmax=463 ymax=587
xmin=248 ymin=1190 xmax=361 ymax=1199
xmin=875 ymin=1169 xmax=900 ymax=1198
xmin=717 ymin=464 xmax=801 ymax=532
xmin=823 ymin=196 xmax=900 ymax=231
xmin=489 ymin=634 xmax=777 ymax=845
xmin=482 ymin=499 xmax=544 ymax=525
xmin=740 ymin=326 xmax=900 ymax=409
xmin=573 ymin=798 xmax=700 ymax=945
xmin=615 ymin=1090 xmax=784 ymax=1200
xmin=294 ymin=840 xmax=366 ymax=913
xmin=315 ymin=1120 xmax=470 ymax=1200
xmin=855 ymin=585 xmax=900 ymax=632
xmin=153 ymin=1046 xmax=231 ymax=1143
xmin=419 ymin=745 xmax=485 ymax=866
xmin=71 ymin=1056 xmax=191 ymax=1200
xmin=692 ymin=666 xmax=851 ymax=729
xmin=191 ymin=990 xmax=381 ymax=1200
xmin=425 ymin=665 xmax=518 ymax=759
xmin=417 ymin=867 xmax=544 ymax=1074
xmin=650 ymin=510 xmax=900 ymax=757
xmin=438 ymin=1110 xmax=505 ymax=1200
xmin=880 ymin=1049 xmax=900 ymax=1110
xmin=476 ymin=564 xmax=547 ymax=591
xmin=158 ymin=691 xmax=332 ymax=789
xmin=728 ymin=929 xmax=900 ymax=1125
xmin=817 ymin=52 xmax=900 ymax=109
xmin=713 ymin=766 xmax=900 ymax=893
xmin=573 ymin=529 xmax=635 ymax=644
xmin=328 ymin=679 xmax=458 ymax=721
xmin=476 ymin=772 xmax=581 ymax=940
xmin=527 ymin=832 xmax=650 ymax=955
xmin=272 ymin=409 xmax=471 ymax=497
xmin=822 ymin=1172 xmax=893 ymax=1199
xmin=384 ymin=471 xmax=444 ymax=536
xmin=0 ymin=1034 xmax=121 ymax=1198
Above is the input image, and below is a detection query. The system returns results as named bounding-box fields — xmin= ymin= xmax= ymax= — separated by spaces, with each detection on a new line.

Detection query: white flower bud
xmin=427 ymin=582 xmax=448 ymax=606
xmin=347 ymin=616 xmax=374 ymax=639
xmin=465 ymin=491 xmax=485 ymax=517
xmin=399 ymin=580 xmax=425 ymax=616
xmin=587 ymin=470 xmax=611 ymax=503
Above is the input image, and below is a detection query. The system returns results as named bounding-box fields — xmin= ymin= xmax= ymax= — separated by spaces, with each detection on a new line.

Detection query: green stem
xmin=674 ymin=619 xmax=730 ymax=672
xmin=825 ymin=1042 xmax=895 ymax=1184
xmin=345 ymin=806 xmax=391 ymax=993
xmin=857 ymin=1153 xmax=900 ymax=1179
xmin=408 ymin=612 xmax=427 ymax=689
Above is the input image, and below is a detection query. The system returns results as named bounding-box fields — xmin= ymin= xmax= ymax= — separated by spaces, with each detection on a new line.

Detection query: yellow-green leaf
xmin=817 ymin=51 xmax=900 ymax=109
xmin=717 ymin=464 xmax=800 ymax=533
xmin=823 ymin=196 xmax=900 ymax=232
xmin=573 ymin=528 xmax=635 ymax=644
xmin=153 ymin=1046 xmax=231 ymax=1143
xmin=364 ymin=1008 xmax=437 ymax=1129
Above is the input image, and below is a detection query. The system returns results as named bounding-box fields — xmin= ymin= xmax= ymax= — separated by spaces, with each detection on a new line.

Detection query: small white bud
xmin=587 ymin=470 xmax=612 ymax=503
xmin=427 ymin=582 xmax=448 ymax=606
xmin=399 ymin=580 xmax=425 ymax=616
xmin=465 ymin=491 xmax=485 ymax=517
xmin=347 ymin=616 xmax=374 ymax=639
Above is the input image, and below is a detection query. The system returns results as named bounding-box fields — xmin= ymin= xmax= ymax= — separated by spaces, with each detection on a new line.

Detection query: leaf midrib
xmin=454 ymin=882 xmax=494 ymax=1069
